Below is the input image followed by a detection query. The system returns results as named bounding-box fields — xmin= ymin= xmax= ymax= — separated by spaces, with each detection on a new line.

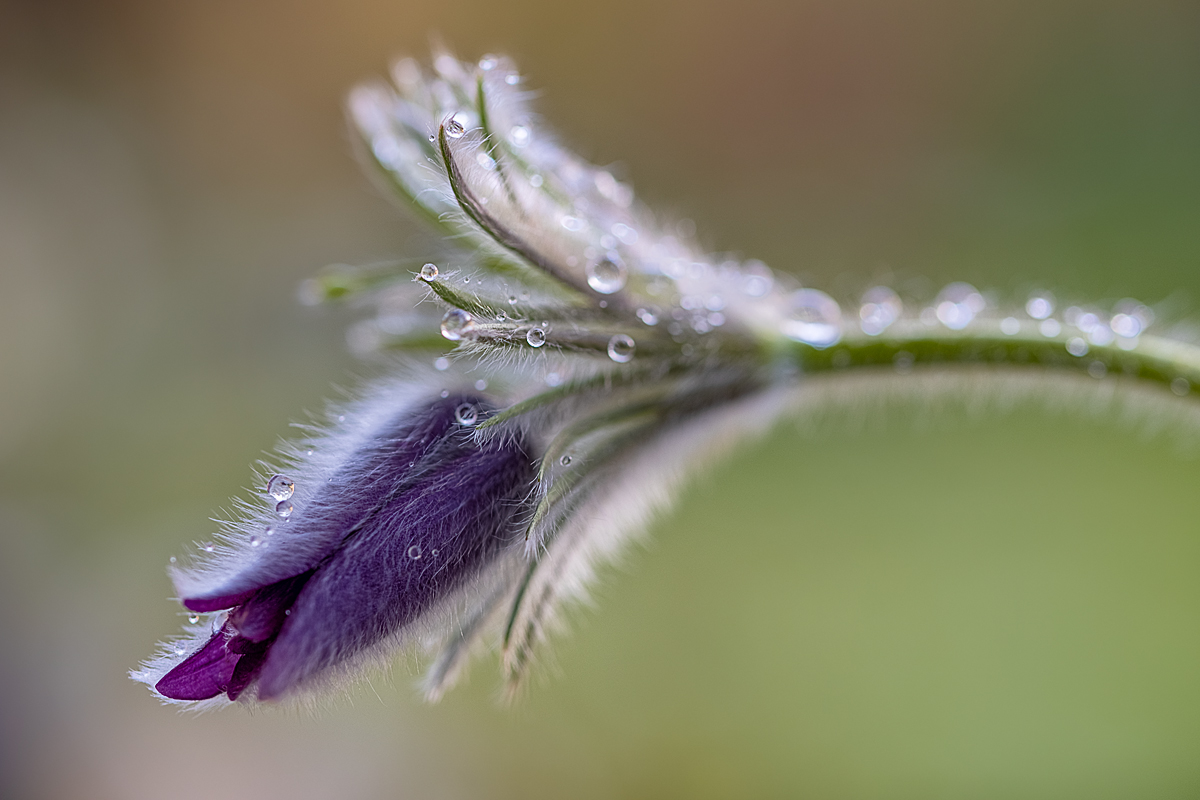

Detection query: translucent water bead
xmin=781 ymin=289 xmax=842 ymax=349
xmin=266 ymin=474 xmax=295 ymax=502
xmin=859 ymin=287 xmax=902 ymax=336
xmin=444 ymin=118 xmax=465 ymax=139
xmin=440 ymin=309 xmax=476 ymax=341
xmin=607 ymin=334 xmax=636 ymax=363
xmin=935 ymin=283 xmax=986 ymax=330
xmin=586 ymin=258 xmax=627 ymax=294
xmin=526 ymin=327 xmax=546 ymax=347
xmin=419 ymin=263 xmax=438 ymax=280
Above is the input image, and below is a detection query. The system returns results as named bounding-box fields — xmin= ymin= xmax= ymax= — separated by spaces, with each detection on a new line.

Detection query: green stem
xmin=786 ymin=319 xmax=1199 ymax=395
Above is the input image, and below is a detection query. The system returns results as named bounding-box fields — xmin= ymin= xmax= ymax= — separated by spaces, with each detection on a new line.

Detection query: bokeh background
xmin=3 ymin=1 xmax=1200 ymax=798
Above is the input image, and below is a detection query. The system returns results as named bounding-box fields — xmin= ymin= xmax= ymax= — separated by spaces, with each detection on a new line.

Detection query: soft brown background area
xmin=2 ymin=1 xmax=1199 ymax=798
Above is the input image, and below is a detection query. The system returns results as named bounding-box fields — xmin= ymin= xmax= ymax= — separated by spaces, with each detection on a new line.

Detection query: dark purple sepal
xmin=155 ymin=628 xmax=239 ymax=701
xmin=254 ymin=422 xmax=535 ymax=699
xmin=228 ymin=571 xmax=313 ymax=642
xmin=227 ymin=649 xmax=269 ymax=701
xmin=184 ymin=397 xmax=471 ymax=605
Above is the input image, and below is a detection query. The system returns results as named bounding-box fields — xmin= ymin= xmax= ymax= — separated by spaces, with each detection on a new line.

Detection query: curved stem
xmin=786 ymin=318 xmax=1200 ymax=396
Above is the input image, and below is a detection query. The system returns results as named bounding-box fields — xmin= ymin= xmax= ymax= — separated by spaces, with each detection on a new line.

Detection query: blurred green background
xmin=2 ymin=1 xmax=1200 ymax=798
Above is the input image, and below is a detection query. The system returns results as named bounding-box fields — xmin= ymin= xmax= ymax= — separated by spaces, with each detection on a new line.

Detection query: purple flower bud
xmin=152 ymin=393 xmax=535 ymax=703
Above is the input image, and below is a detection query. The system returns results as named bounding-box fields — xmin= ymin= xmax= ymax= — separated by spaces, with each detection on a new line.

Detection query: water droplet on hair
xmin=474 ymin=379 xmax=488 ymax=391
xmin=440 ymin=390 xmax=450 ymax=398
xmin=509 ymin=125 xmax=530 ymax=147
xmin=202 ymin=543 xmax=214 ymax=553
xmin=455 ymin=403 xmax=478 ymax=426
xmin=444 ymin=118 xmax=465 ymax=138
xmin=187 ymin=613 xmax=200 ymax=624
xmin=935 ymin=283 xmax=985 ymax=330
xmin=560 ymin=215 xmax=585 ymax=232
xmin=440 ymin=309 xmax=475 ymax=341
xmin=267 ymin=475 xmax=295 ymax=502
xmin=1026 ymin=294 xmax=1055 ymax=320
xmin=1171 ymin=377 xmax=1191 ymax=396
xmin=586 ymin=258 xmax=626 ymax=294
xmin=636 ymin=308 xmax=658 ymax=326
xmin=275 ymin=500 xmax=293 ymax=520
xmin=529 ymin=174 xmax=543 ymax=188
xmin=859 ymin=286 xmax=902 ymax=336
xmin=479 ymin=55 xmax=497 ymax=71
xmin=504 ymin=72 xmax=520 ymax=85
xmin=249 ymin=535 xmax=262 ymax=547
xmin=431 ymin=548 xmax=439 ymax=557
xmin=305 ymin=448 xmax=314 ymax=456
xmin=1066 ymin=337 xmax=1088 ymax=357
xmin=526 ymin=327 xmax=546 ymax=347
xmin=169 ymin=556 xmax=177 ymax=565
xmin=408 ymin=545 xmax=422 ymax=560
xmin=781 ymin=289 xmax=842 ymax=348
xmin=434 ymin=356 xmax=450 ymax=371
xmin=475 ymin=151 xmax=496 ymax=171
xmin=174 ymin=646 xmax=186 ymax=656
xmin=419 ymin=263 xmax=439 ymax=280
xmin=607 ymin=334 xmax=636 ymax=363
xmin=559 ymin=455 xmax=572 ymax=466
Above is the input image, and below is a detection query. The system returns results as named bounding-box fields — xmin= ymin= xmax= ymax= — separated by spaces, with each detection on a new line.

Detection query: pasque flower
xmin=137 ymin=49 xmax=1200 ymax=708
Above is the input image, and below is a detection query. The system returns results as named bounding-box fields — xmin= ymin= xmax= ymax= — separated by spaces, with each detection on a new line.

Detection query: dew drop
xmin=1039 ymin=319 xmax=1062 ymax=337
xmin=526 ymin=327 xmax=546 ymax=347
xmin=509 ymin=125 xmax=530 ymax=147
xmin=475 ymin=151 xmax=496 ymax=171
xmin=479 ymin=55 xmax=497 ymax=71
xmin=474 ymin=379 xmax=488 ymax=391
xmin=1171 ymin=377 xmax=1191 ymax=397
xmin=586 ymin=258 xmax=627 ymax=294
xmin=455 ymin=403 xmax=478 ymax=426
xmin=187 ymin=613 xmax=200 ymax=624
xmin=607 ymin=334 xmax=636 ymax=363
xmin=529 ymin=174 xmax=544 ymax=188
xmin=305 ymin=448 xmax=314 ymax=456
xmin=275 ymin=500 xmax=293 ymax=520
xmin=781 ymin=289 xmax=843 ymax=349
xmin=859 ymin=286 xmax=902 ymax=336
xmin=636 ymin=308 xmax=658 ymax=326
xmin=440 ymin=309 xmax=476 ymax=341
xmin=169 ymin=556 xmax=177 ymax=565
xmin=434 ymin=356 xmax=450 ymax=371
xmin=202 ymin=543 xmax=214 ymax=553
xmin=431 ymin=548 xmax=439 ymax=557
xmin=407 ymin=545 xmax=422 ymax=560
xmin=444 ymin=118 xmax=465 ymax=139
xmin=504 ymin=72 xmax=520 ymax=85
xmin=1088 ymin=360 xmax=1108 ymax=379
xmin=1110 ymin=312 xmax=1141 ymax=339
xmin=935 ymin=283 xmax=985 ymax=330
xmin=174 ymin=646 xmax=186 ymax=656
xmin=440 ymin=389 xmax=450 ymax=398
xmin=1066 ymin=337 xmax=1089 ymax=357
xmin=1000 ymin=317 xmax=1021 ymax=335
xmin=249 ymin=534 xmax=262 ymax=548
xmin=545 ymin=372 xmax=562 ymax=387
xmin=419 ymin=263 xmax=438 ymax=281
xmin=560 ymin=455 xmax=572 ymax=466
xmin=1026 ymin=294 xmax=1055 ymax=320
xmin=267 ymin=474 xmax=295 ymax=502
xmin=560 ymin=215 xmax=585 ymax=232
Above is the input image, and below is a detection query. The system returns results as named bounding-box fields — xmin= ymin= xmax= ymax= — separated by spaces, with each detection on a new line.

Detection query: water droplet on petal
xmin=545 ymin=372 xmax=562 ymax=387
xmin=169 ymin=556 xmax=176 ymax=564
xmin=249 ymin=535 xmax=262 ymax=547
xmin=1026 ymin=294 xmax=1055 ymax=320
xmin=607 ymin=334 xmax=636 ymax=363
xmin=187 ymin=613 xmax=200 ymax=624
xmin=275 ymin=501 xmax=293 ymax=520
xmin=858 ymin=286 xmax=902 ymax=336
xmin=202 ymin=543 xmax=214 ymax=553
xmin=559 ymin=454 xmax=572 ymax=466
xmin=586 ymin=258 xmax=627 ymax=294
xmin=407 ymin=545 xmax=422 ymax=560
xmin=526 ymin=327 xmax=546 ymax=347
xmin=440 ymin=309 xmax=476 ymax=341
xmin=455 ymin=403 xmax=478 ymax=426
xmin=782 ymin=289 xmax=843 ymax=348
xmin=267 ymin=474 xmax=295 ymax=502
xmin=935 ymin=283 xmax=985 ymax=330
xmin=444 ymin=118 xmax=465 ymax=138
xmin=419 ymin=263 xmax=439 ymax=280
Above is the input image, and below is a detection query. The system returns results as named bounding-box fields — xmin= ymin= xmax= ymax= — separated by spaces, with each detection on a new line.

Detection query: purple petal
xmin=254 ymin=422 xmax=535 ymax=699
xmin=185 ymin=397 xmax=468 ymax=605
xmin=227 ymin=649 xmax=269 ymax=701
xmin=155 ymin=629 xmax=239 ymax=701
xmin=228 ymin=571 xmax=313 ymax=642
